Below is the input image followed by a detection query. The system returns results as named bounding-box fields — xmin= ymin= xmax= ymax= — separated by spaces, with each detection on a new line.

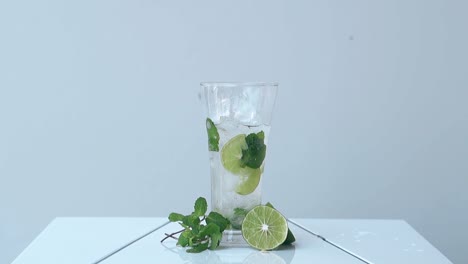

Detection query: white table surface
xmin=100 ymin=220 xmax=363 ymax=264
xmin=292 ymin=219 xmax=452 ymax=264
xmin=12 ymin=218 xmax=168 ymax=264
xmin=12 ymin=218 xmax=452 ymax=264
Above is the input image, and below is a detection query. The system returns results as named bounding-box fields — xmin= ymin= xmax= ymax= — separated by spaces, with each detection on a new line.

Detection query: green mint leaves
xmin=234 ymin=207 xmax=249 ymax=217
xmin=164 ymin=197 xmax=230 ymax=253
xmin=240 ymin=131 xmax=267 ymax=169
xmin=206 ymin=118 xmax=219 ymax=151
xmin=205 ymin=211 xmax=230 ymax=232
xmin=231 ymin=208 xmax=249 ymax=229
xmin=206 ymin=119 xmax=266 ymax=168
xmin=194 ymin=197 xmax=208 ymax=217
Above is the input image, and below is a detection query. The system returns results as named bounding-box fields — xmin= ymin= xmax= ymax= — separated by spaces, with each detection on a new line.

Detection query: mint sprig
xmin=240 ymin=131 xmax=266 ymax=169
xmin=162 ymin=197 xmax=230 ymax=253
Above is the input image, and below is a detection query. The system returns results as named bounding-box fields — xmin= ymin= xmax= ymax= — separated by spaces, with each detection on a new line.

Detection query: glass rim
xmin=200 ymin=82 xmax=279 ymax=88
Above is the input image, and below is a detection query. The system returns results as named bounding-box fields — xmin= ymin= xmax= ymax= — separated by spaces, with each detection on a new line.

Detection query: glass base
xmin=221 ymin=229 xmax=249 ymax=246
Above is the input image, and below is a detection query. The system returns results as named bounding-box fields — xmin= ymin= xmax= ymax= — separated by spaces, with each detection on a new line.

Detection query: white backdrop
xmin=1 ymin=0 xmax=467 ymax=263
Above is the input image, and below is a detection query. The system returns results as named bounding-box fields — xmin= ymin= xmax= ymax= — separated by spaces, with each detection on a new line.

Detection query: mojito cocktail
xmin=201 ymin=82 xmax=278 ymax=235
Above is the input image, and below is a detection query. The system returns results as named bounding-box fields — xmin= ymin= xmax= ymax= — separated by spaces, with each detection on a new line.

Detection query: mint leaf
xmin=209 ymin=232 xmax=222 ymax=250
xmin=199 ymin=223 xmax=220 ymax=237
xmin=240 ymin=131 xmax=266 ymax=169
xmin=231 ymin=207 xmax=249 ymax=229
xmin=234 ymin=208 xmax=248 ymax=217
xmin=206 ymin=118 xmax=220 ymax=151
xmin=168 ymin=212 xmax=184 ymax=222
xmin=265 ymin=202 xmax=296 ymax=244
xmin=177 ymin=230 xmax=191 ymax=247
xmin=206 ymin=211 xmax=230 ymax=232
xmin=182 ymin=214 xmax=200 ymax=229
xmin=194 ymin=197 xmax=208 ymax=217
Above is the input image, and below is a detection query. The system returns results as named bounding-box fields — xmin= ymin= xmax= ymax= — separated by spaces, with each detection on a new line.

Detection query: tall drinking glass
xmin=201 ymin=82 xmax=278 ymax=243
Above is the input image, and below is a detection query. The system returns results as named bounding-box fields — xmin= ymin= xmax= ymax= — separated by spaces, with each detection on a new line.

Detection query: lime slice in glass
xmin=242 ymin=205 xmax=288 ymax=251
xmin=235 ymin=168 xmax=261 ymax=195
xmin=221 ymin=134 xmax=247 ymax=174
xmin=221 ymin=134 xmax=262 ymax=194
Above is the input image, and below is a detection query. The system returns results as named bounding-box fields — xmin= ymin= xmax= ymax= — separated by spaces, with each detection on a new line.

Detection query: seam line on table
xmin=287 ymin=219 xmax=374 ymax=264
xmin=91 ymin=220 xmax=170 ymax=264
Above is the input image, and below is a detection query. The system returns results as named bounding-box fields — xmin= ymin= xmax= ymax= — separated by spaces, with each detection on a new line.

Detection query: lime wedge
xmin=241 ymin=205 xmax=288 ymax=251
xmin=221 ymin=134 xmax=262 ymax=195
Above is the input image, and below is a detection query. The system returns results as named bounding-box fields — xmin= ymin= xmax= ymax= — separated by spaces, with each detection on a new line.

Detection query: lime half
xmin=242 ymin=206 xmax=288 ymax=250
